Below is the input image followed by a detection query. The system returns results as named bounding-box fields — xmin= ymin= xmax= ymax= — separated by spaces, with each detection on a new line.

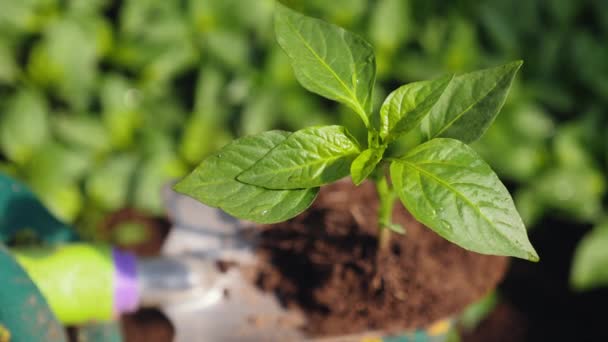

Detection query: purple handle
xmin=112 ymin=248 xmax=139 ymax=315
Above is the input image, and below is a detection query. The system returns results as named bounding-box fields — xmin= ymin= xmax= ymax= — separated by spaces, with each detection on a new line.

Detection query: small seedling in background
xmin=111 ymin=221 xmax=149 ymax=246
xmin=176 ymin=3 xmax=538 ymax=261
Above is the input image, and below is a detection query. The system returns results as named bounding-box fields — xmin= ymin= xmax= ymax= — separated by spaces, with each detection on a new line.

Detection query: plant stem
xmin=376 ymin=171 xmax=397 ymax=251
xmin=367 ymin=128 xmax=381 ymax=149
xmin=378 ymin=221 xmax=392 ymax=251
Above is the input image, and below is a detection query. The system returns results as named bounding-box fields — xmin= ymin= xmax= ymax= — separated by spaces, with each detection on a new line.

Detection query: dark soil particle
xmin=254 ymin=181 xmax=508 ymax=337
xmin=121 ymin=308 xmax=175 ymax=342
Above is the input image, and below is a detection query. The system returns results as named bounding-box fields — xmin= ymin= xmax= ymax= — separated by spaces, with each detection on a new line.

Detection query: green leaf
xmin=0 ymin=89 xmax=49 ymax=165
xmin=379 ymin=74 xmax=452 ymax=142
xmin=274 ymin=2 xmax=376 ymax=126
xmin=308 ymin=0 xmax=367 ymax=27
xmin=424 ymin=61 xmax=522 ymax=143
xmin=472 ymin=103 xmax=552 ymax=182
xmin=460 ymin=292 xmax=499 ymax=331
xmin=25 ymin=143 xmax=92 ymax=223
xmin=350 ymin=147 xmax=385 ymax=186
xmin=206 ymin=30 xmax=251 ymax=70
xmin=240 ymin=88 xmax=278 ymax=135
xmin=0 ymin=38 xmax=18 ymax=83
xmin=101 ymin=74 xmax=142 ymax=149
xmin=134 ymin=152 xmax=187 ymax=215
xmin=85 ymin=154 xmax=138 ymax=211
xmin=369 ymin=0 xmax=411 ymax=52
xmin=391 ymin=138 xmax=538 ymax=261
xmin=179 ymin=67 xmax=227 ymax=164
xmin=237 ymin=126 xmax=360 ymax=189
xmin=174 ymin=131 xmax=318 ymax=224
xmin=571 ymin=223 xmax=608 ymax=291
xmin=533 ymin=166 xmax=605 ymax=222
xmin=27 ymin=17 xmax=99 ymax=110
xmin=52 ymin=115 xmax=111 ymax=153
xmin=514 ymin=188 xmax=544 ymax=228
xmin=35 ymin=183 xmax=83 ymax=224
xmin=25 ymin=143 xmax=92 ymax=187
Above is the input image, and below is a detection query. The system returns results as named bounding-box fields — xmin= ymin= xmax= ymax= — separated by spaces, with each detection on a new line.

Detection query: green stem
xmin=367 ymin=128 xmax=381 ymax=149
xmin=376 ymin=171 xmax=397 ymax=251
xmin=378 ymin=221 xmax=392 ymax=251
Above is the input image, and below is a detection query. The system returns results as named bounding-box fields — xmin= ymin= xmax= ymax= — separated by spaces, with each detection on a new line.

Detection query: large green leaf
xmin=237 ymin=126 xmax=360 ymax=189
xmin=274 ymin=3 xmax=376 ymax=126
xmin=379 ymin=74 xmax=452 ymax=142
xmin=533 ymin=166 xmax=605 ymax=222
xmin=571 ymin=223 xmax=608 ymax=291
xmin=423 ymin=61 xmax=522 ymax=143
xmin=174 ymin=131 xmax=318 ymax=224
xmin=391 ymin=138 xmax=538 ymax=261
xmin=350 ymin=147 xmax=385 ymax=186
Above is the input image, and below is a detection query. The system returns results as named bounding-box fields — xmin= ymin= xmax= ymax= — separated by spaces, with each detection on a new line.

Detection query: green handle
xmin=11 ymin=243 xmax=115 ymax=325
xmin=0 ymin=173 xmax=123 ymax=341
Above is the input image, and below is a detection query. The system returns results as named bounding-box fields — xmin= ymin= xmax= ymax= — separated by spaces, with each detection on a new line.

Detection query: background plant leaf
xmin=571 ymin=223 xmax=608 ymax=291
xmin=0 ymin=89 xmax=50 ymax=165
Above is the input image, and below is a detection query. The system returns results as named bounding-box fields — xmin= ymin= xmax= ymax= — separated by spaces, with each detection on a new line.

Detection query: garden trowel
xmin=1 ymin=172 xmax=448 ymax=341
xmin=148 ymin=185 xmax=307 ymax=341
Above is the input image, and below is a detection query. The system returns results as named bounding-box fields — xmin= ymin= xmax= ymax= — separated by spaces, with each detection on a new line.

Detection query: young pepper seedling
xmin=175 ymin=3 xmax=538 ymax=261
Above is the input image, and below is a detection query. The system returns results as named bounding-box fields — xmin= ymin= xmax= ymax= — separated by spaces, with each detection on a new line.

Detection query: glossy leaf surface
xmin=380 ymin=74 xmax=452 ymax=142
xmin=424 ymin=61 xmax=522 ymax=143
xmin=350 ymin=147 xmax=385 ymax=185
xmin=275 ymin=3 xmax=376 ymax=125
xmin=391 ymin=138 xmax=538 ymax=260
xmin=174 ymin=131 xmax=318 ymax=223
xmin=238 ymin=126 xmax=360 ymax=189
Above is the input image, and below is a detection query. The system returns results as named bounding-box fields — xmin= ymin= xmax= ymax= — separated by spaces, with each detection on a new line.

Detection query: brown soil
xmin=254 ymin=180 xmax=509 ymax=337
xmin=121 ymin=309 xmax=175 ymax=342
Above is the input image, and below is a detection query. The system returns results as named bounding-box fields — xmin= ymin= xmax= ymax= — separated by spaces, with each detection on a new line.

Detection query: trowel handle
xmin=11 ymin=243 xmax=220 ymax=325
xmin=11 ymin=243 xmax=138 ymax=325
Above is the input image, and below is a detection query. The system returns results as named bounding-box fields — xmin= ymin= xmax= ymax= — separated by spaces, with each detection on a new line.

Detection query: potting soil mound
xmin=255 ymin=180 xmax=508 ymax=337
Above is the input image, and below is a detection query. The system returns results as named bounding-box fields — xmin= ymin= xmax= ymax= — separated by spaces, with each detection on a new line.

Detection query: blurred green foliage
xmin=0 ymin=0 xmax=606 ymax=285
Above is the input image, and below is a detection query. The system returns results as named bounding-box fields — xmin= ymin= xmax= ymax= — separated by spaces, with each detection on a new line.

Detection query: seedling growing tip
xmin=175 ymin=3 xmax=538 ymax=261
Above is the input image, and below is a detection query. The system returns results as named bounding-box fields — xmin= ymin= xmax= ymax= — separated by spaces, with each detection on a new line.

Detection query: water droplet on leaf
xmin=249 ymin=205 xmax=271 ymax=217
